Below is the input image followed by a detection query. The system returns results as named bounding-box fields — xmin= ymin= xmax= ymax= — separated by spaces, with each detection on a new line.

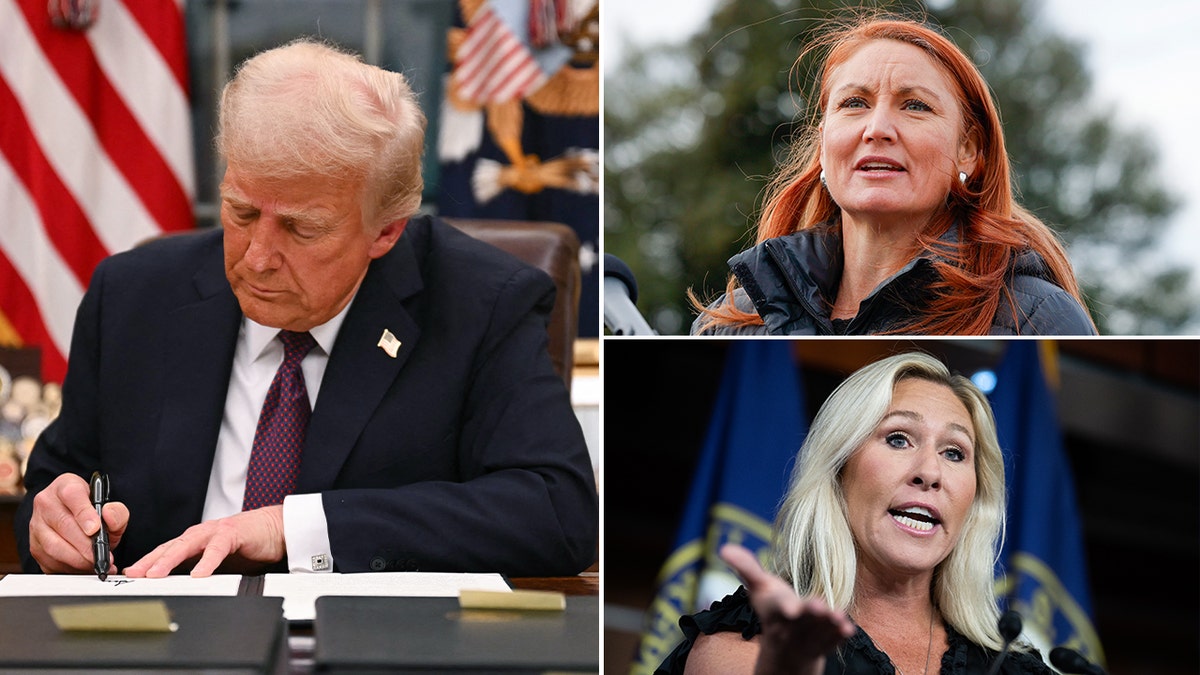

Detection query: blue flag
xmin=989 ymin=341 xmax=1104 ymax=666
xmin=633 ymin=341 xmax=808 ymax=675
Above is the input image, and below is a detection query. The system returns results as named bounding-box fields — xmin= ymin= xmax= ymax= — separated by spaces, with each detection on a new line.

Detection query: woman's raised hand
xmin=719 ymin=544 xmax=856 ymax=675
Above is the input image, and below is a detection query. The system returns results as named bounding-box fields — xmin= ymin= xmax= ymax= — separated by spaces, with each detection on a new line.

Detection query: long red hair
xmin=694 ymin=15 xmax=1094 ymax=334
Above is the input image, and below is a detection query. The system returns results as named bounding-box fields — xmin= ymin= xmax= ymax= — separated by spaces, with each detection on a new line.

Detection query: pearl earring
xmin=820 ymin=169 xmax=827 ymax=187
xmin=958 ymin=171 xmax=968 ymax=184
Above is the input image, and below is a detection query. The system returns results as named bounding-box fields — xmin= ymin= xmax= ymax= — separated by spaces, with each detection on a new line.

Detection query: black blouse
xmin=655 ymin=586 xmax=1052 ymax=675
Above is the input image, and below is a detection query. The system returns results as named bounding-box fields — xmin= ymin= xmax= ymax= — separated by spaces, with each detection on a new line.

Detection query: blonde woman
xmin=659 ymin=352 xmax=1049 ymax=675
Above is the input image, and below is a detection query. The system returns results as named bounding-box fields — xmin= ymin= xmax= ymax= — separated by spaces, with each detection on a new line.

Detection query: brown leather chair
xmin=444 ymin=218 xmax=581 ymax=391
xmin=447 ymin=219 xmax=593 ymax=576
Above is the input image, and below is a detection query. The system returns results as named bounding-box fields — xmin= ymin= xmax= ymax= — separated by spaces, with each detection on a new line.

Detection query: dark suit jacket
xmin=15 ymin=215 xmax=598 ymax=576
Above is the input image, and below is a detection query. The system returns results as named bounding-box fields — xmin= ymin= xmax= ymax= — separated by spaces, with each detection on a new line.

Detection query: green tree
xmin=603 ymin=0 xmax=1196 ymax=334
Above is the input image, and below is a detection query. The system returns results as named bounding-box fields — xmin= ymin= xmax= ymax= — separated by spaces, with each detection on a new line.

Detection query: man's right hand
xmin=28 ymin=473 xmax=129 ymax=575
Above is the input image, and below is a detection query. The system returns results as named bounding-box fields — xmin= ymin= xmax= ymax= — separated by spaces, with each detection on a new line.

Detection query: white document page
xmin=0 ymin=574 xmax=243 ymax=596
xmin=262 ymin=572 xmax=511 ymax=621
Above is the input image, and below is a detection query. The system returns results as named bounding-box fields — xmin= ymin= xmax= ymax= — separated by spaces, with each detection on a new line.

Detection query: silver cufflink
xmin=311 ymin=553 xmax=331 ymax=571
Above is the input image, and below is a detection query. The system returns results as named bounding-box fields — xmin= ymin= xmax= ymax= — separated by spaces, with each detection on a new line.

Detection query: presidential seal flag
xmin=0 ymin=0 xmax=194 ymax=383
xmin=439 ymin=0 xmax=599 ymax=337
xmin=634 ymin=342 xmax=807 ymax=675
xmin=989 ymin=341 xmax=1104 ymax=667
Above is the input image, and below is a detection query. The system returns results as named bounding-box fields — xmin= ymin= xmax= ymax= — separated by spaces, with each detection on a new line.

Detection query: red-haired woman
xmin=690 ymin=16 xmax=1096 ymax=336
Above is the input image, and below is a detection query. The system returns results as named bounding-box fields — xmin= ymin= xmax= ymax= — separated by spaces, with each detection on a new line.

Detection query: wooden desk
xmin=0 ymin=493 xmax=22 ymax=575
xmin=511 ymin=572 xmax=598 ymax=596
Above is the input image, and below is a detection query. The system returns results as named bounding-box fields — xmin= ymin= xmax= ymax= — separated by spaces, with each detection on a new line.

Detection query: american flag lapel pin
xmin=377 ymin=329 xmax=401 ymax=358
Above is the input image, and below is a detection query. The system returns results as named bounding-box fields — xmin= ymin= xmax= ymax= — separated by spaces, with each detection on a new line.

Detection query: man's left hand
xmin=123 ymin=505 xmax=286 ymax=578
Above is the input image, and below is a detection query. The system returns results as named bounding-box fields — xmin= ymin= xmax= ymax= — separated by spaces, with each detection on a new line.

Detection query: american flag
xmin=0 ymin=0 xmax=194 ymax=383
xmin=453 ymin=1 xmax=549 ymax=104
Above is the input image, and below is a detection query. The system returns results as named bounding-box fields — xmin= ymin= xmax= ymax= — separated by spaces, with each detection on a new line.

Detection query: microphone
xmin=1049 ymin=646 xmax=1107 ymax=675
xmin=603 ymin=254 xmax=656 ymax=335
xmin=984 ymin=610 xmax=1022 ymax=675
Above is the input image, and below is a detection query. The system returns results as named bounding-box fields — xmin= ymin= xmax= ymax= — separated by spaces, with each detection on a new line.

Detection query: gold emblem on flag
xmin=444 ymin=0 xmax=599 ymax=202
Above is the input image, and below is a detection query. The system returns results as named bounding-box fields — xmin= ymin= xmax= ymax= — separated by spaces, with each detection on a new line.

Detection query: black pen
xmin=89 ymin=471 xmax=110 ymax=581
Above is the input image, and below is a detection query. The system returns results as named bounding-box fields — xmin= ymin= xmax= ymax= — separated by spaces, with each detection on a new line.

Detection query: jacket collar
xmin=296 ymin=218 xmax=426 ymax=492
xmin=728 ymin=221 xmax=962 ymax=334
xmin=155 ymin=230 xmax=243 ymax=534
xmin=152 ymin=221 xmax=432 ymax=522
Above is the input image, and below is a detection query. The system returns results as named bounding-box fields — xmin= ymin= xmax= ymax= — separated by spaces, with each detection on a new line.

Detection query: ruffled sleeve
xmin=654 ymin=586 xmax=760 ymax=674
xmin=654 ymin=586 xmax=886 ymax=675
xmin=941 ymin=624 xmax=1054 ymax=674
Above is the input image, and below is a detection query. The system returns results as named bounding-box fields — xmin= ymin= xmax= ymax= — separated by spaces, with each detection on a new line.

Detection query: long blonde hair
xmin=771 ymin=351 xmax=1007 ymax=650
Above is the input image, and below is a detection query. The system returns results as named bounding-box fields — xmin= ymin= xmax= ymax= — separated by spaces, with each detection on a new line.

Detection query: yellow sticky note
xmin=458 ymin=589 xmax=565 ymax=611
xmin=49 ymin=600 xmax=179 ymax=632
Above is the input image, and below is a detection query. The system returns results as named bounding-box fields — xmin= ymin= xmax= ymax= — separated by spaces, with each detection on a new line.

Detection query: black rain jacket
xmin=692 ymin=223 xmax=1097 ymax=336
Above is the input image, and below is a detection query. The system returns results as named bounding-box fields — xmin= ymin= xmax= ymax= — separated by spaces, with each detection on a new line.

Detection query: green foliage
xmin=603 ymin=0 xmax=1195 ymax=334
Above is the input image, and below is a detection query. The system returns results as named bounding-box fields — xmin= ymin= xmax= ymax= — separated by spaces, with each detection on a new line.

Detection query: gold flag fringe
xmin=526 ymin=63 xmax=598 ymax=117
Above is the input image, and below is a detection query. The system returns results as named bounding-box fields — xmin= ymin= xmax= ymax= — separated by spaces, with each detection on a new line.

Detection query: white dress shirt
xmin=201 ymin=303 xmax=352 ymax=573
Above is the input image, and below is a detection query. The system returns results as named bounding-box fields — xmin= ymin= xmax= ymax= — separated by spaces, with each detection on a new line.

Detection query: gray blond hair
xmin=217 ymin=38 xmax=426 ymax=229
xmin=771 ymin=351 xmax=1007 ymax=650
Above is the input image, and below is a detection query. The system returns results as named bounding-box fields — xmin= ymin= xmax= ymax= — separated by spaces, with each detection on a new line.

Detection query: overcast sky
xmin=603 ymin=0 xmax=1200 ymax=301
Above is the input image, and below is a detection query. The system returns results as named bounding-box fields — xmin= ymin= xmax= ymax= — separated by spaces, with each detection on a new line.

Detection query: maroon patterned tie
xmin=242 ymin=330 xmax=317 ymax=510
